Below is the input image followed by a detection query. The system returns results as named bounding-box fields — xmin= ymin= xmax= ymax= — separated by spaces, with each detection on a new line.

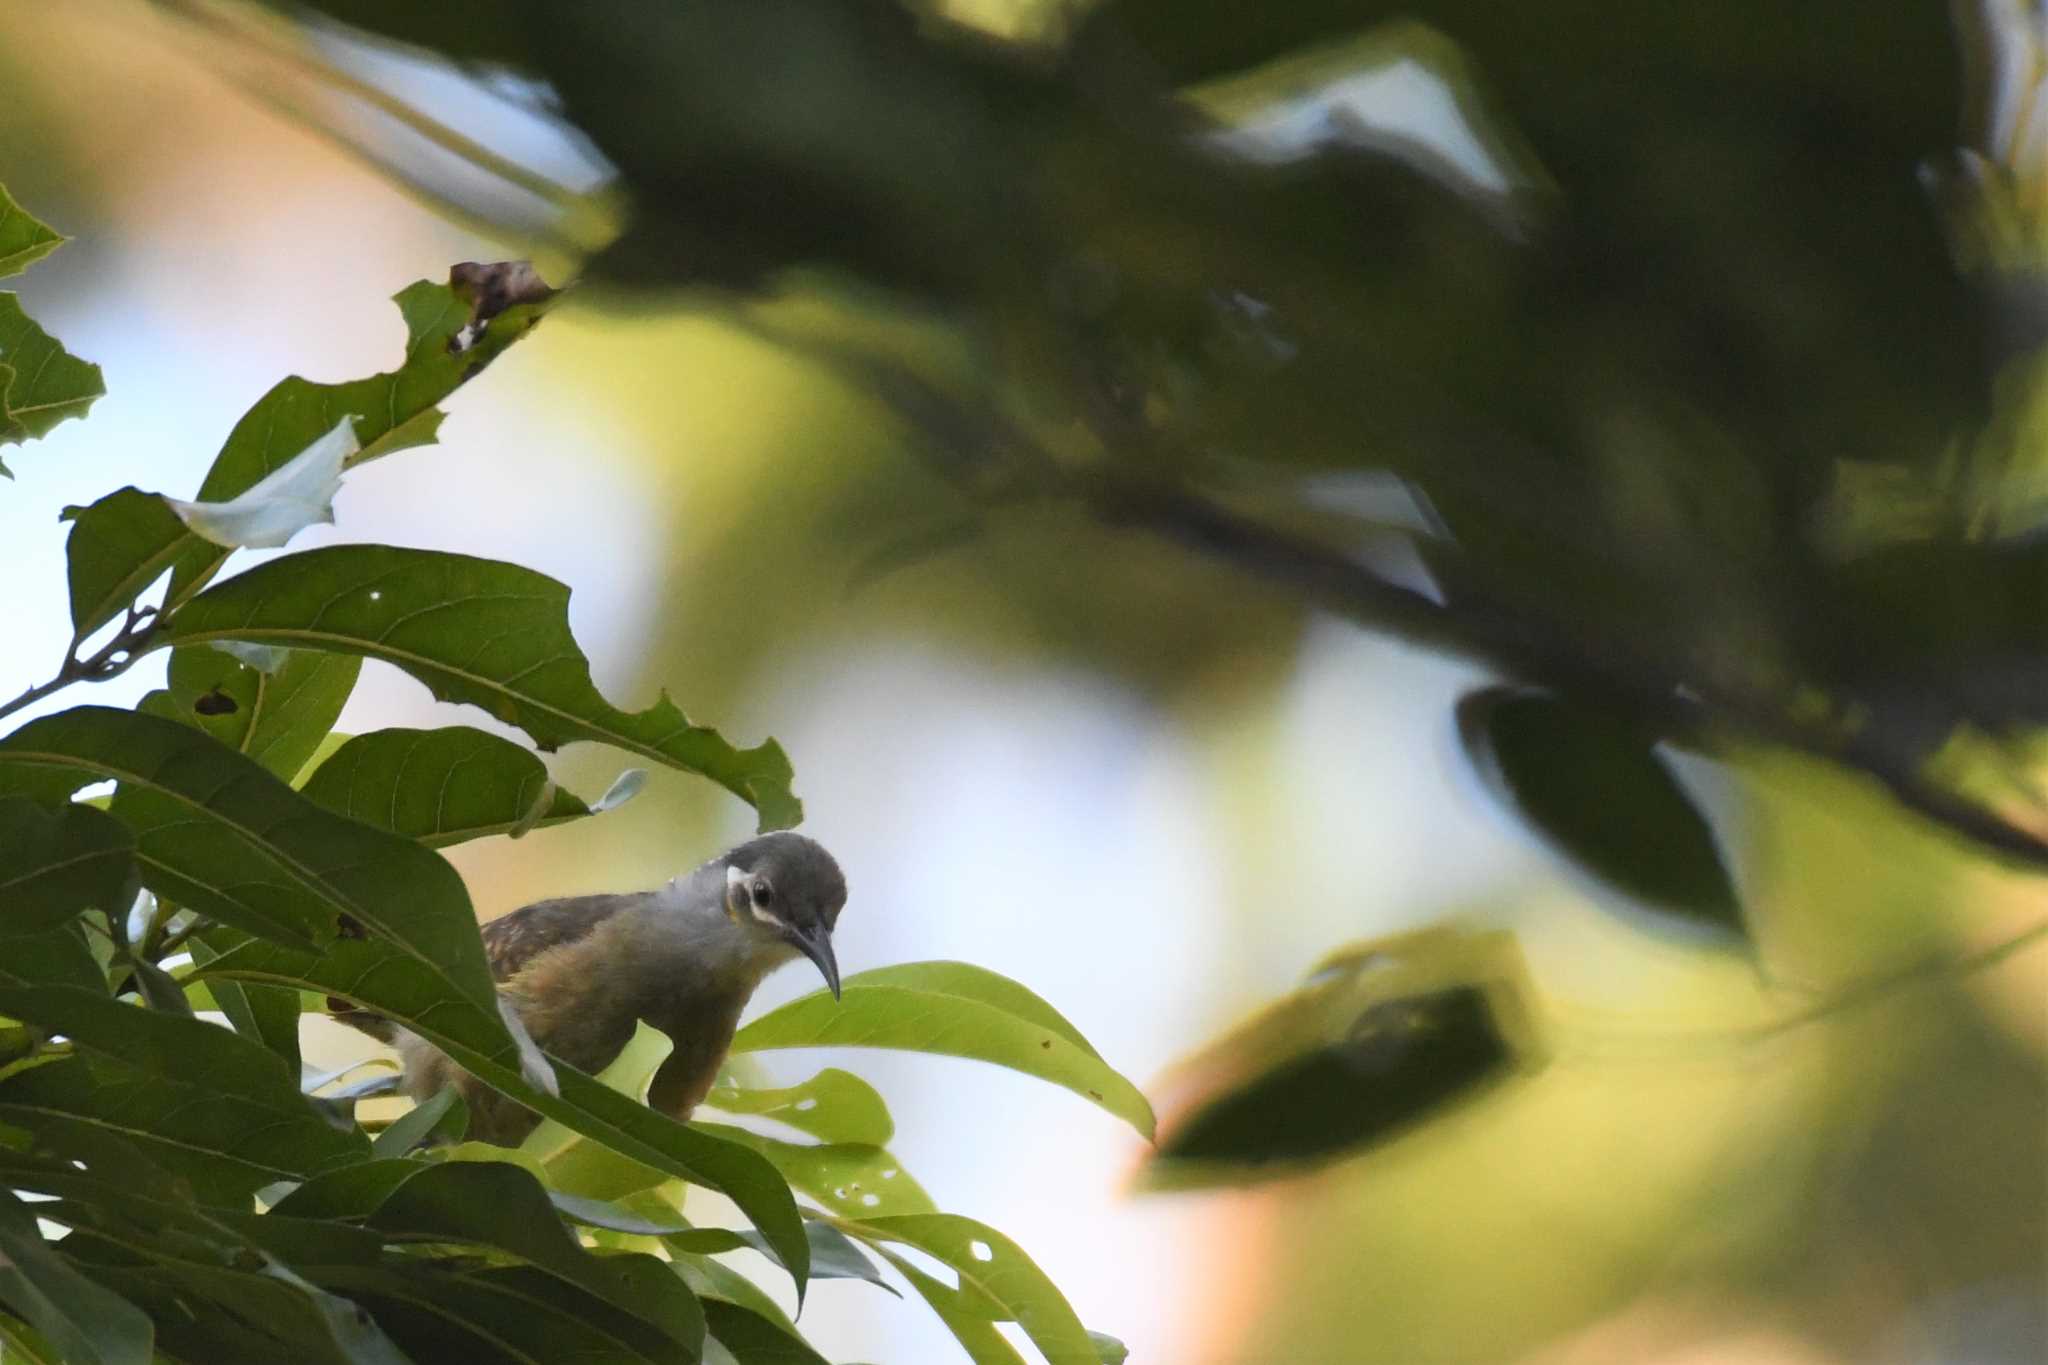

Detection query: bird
xmin=336 ymin=830 xmax=847 ymax=1145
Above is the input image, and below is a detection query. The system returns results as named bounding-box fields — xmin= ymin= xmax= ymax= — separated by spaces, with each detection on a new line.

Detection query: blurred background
xmin=1 ymin=2 xmax=2042 ymax=1362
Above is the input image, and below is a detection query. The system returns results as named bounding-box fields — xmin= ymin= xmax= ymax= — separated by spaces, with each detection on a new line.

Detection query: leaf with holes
xmin=162 ymin=544 xmax=801 ymax=828
xmin=697 ymin=1122 xmax=936 ymax=1220
xmin=732 ymin=961 xmax=1151 ymax=1137
xmin=705 ymin=1066 xmax=893 ymax=1145
xmin=300 ymin=726 xmax=599 ymax=847
xmin=139 ymin=646 xmax=361 ymax=783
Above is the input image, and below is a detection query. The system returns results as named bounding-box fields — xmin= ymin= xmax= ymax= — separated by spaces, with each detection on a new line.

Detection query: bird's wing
xmin=480 ymin=893 xmax=645 ymax=982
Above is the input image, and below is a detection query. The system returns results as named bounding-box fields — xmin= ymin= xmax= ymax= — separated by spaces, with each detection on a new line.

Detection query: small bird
xmin=339 ymin=831 xmax=847 ymax=1145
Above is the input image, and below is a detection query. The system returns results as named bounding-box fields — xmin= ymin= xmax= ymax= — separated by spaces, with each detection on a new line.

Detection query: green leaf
xmin=200 ymin=937 xmax=812 ymax=1291
xmin=0 ymin=706 xmax=499 ymax=1007
xmin=834 ymin=1213 xmax=1097 ymax=1365
xmin=874 ymin=1246 xmax=1027 ymax=1365
xmin=669 ymin=1254 xmax=796 ymax=1338
xmin=732 ymin=962 xmax=1151 ymax=1138
xmin=701 ymin=1299 xmax=829 ymax=1365
xmin=371 ymin=1083 xmax=468 ymax=1156
xmin=162 ymin=544 xmax=801 ymax=829
xmin=362 ymin=1161 xmax=704 ymax=1354
xmin=1456 ymin=688 xmax=1745 ymax=940
xmin=300 ymin=726 xmax=596 ymax=847
xmin=0 ymin=294 xmax=101 ymax=445
xmin=59 ymin=488 xmax=189 ymax=642
xmin=522 ymin=1018 xmax=672 ymax=1199
xmin=0 ymin=1189 xmax=153 ymax=1365
xmin=139 ymin=647 xmax=361 ymax=783
xmin=0 ymin=798 xmax=137 ymax=935
xmin=163 ymin=272 xmax=554 ymax=606
xmin=668 ymin=1219 xmax=896 ymax=1296
xmin=1142 ymin=927 xmax=1544 ymax=1184
xmin=705 ymin=1067 xmax=893 ymax=1145
xmin=318 ymin=1260 xmax=691 ymax=1365
xmin=697 ymin=1123 xmax=935 ymax=1219
xmin=190 ymin=929 xmax=303 ymax=1074
xmin=0 ymin=184 xmax=65 ymax=277
xmin=0 ymin=920 xmax=109 ymax=997
xmin=0 ymin=987 xmax=365 ymax=1202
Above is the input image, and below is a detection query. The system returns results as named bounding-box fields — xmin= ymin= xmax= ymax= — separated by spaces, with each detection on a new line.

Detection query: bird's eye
xmin=751 ymin=881 xmax=774 ymax=909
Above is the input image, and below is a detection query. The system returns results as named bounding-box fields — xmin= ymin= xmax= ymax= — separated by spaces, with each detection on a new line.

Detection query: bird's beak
xmin=794 ymin=925 xmax=842 ymax=1001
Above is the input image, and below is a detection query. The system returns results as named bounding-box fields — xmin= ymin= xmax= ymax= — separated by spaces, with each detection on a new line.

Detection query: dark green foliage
xmin=1457 ymin=688 xmax=1745 ymax=940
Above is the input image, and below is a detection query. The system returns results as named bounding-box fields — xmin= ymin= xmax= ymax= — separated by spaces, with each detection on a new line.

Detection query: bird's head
xmin=721 ymin=831 xmax=847 ymax=999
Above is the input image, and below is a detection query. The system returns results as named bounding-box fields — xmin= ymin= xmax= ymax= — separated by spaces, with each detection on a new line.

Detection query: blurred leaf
xmin=59 ymin=488 xmax=188 ymax=642
xmin=0 ymin=183 xmax=64 ymax=277
xmin=0 ymin=294 xmax=103 ymax=447
xmin=705 ymin=1066 xmax=893 ymax=1145
xmin=300 ymin=726 xmax=597 ymax=848
xmin=164 ymin=544 xmax=801 ymax=830
xmin=697 ymin=1122 xmax=935 ymax=1220
xmin=1144 ymin=926 xmax=1542 ymax=1183
xmin=0 ymin=706 xmax=500 ymax=1006
xmin=165 ymin=416 xmax=356 ymax=550
xmin=1457 ymin=688 xmax=1744 ymax=938
xmin=138 ymin=647 xmax=362 ymax=784
xmin=701 ymin=1298 xmax=829 ymax=1364
xmin=200 ymin=938 xmax=812 ymax=1288
xmin=0 ymin=1189 xmax=152 ymax=1365
xmin=732 ymin=961 xmax=1151 ymax=1137
xmin=834 ymin=1213 xmax=1097 ymax=1365
xmin=0 ymin=798 xmax=137 ymax=935
xmin=371 ymin=1083 xmax=468 ymax=1156
xmin=163 ymin=272 xmax=554 ymax=606
xmin=1089 ymin=1331 xmax=1130 ymax=1364
xmin=1 ymin=919 xmax=110 ymax=997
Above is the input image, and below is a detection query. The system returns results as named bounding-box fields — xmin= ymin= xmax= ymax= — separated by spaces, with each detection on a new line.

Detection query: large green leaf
xmin=521 ymin=1018 xmax=671 ymax=1200
xmin=0 ymin=798 xmax=137 ymax=936
xmin=704 ymin=1067 xmax=893 ymax=1146
xmin=360 ymin=1161 xmax=704 ymax=1355
xmin=0 ymin=184 xmax=64 ymax=277
xmin=1142 ymin=927 xmax=1544 ymax=1184
xmin=833 ymin=1213 xmax=1098 ymax=1365
xmin=163 ymin=273 xmax=554 ymax=605
xmin=58 ymin=488 xmax=189 ymax=642
xmin=0 ymin=986 xmax=367 ymax=1201
xmin=0 ymin=295 xmax=103 ymax=445
xmin=139 ymin=647 xmax=362 ymax=783
xmin=700 ymin=1299 xmax=829 ymax=1365
xmin=874 ymin=1246 xmax=1027 ymax=1365
xmin=0 ymin=706 xmax=498 ymax=1006
xmin=732 ymin=962 xmax=1151 ymax=1137
xmin=162 ymin=544 xmax=800 ymax=828
xmin=200 ymin=937 xmax=812 ymax=1290
xmin=1456 ymin=687 xmax=1745 ymax=940
xmin=0 ymin=1189 xmax=152 ymax=1365
xmin=299 ymin=726 xmax=595 ymax=847
xmin=190 ymin=927 xmax=303 ymax=1074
